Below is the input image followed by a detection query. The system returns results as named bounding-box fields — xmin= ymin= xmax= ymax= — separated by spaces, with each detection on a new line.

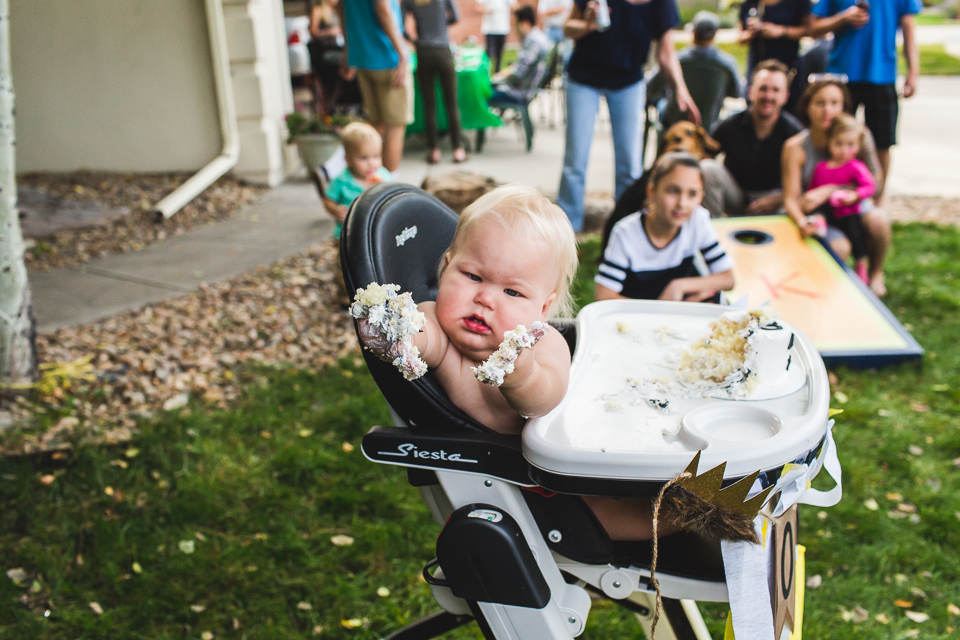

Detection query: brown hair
xmin=825 ymin=113 xmax=864 ymax=147
xmin=752 ymin=59 xmax=790 ymax=82
xmin=648 ymin=151 xmax=704 ymax=190
xmin=796 ymin=79 xmax=854 ymax=128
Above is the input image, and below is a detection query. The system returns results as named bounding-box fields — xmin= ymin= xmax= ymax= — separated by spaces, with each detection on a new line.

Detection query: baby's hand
xmin=829 ymin=189 xmax=858 ymax=207
xmin=351 ymin=283 xmax=428 ymax=381
xmin=472 ymin=322 xmax=550 ymax=387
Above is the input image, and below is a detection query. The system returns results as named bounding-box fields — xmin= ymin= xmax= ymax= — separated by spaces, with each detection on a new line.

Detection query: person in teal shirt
xmin=324 ymin=122 xmax=393 ymax=239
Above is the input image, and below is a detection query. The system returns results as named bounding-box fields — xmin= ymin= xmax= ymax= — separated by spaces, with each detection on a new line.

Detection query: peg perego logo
xmin=378 ymin=443 xmax=478 ymax=464
xmin=396 ymin=225 xmax=418 ymax=246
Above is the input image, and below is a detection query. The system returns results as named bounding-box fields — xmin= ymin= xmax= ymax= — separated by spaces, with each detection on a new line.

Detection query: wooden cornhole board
xmin=713 ymin=215 xmax=922 ymax=368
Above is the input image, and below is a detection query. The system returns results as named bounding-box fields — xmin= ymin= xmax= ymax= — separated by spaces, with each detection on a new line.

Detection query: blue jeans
xmin=557 ymin=78 xmax=646 ymax=231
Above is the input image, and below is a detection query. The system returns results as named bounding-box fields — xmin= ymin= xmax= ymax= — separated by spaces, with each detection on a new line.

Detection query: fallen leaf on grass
xmin=878 ymin=409 xmax=893 ymax=417
xmin=39 ymin=475 xmax=55 ymax=486
xmin=894 ymin=599 xmax=913 ymax=608
xmin=887 ymin=493 xmax=903 ymax=501
xmin=125 ymin=447 xmax=140 ymax=458
xmin=864 ymin=498 xmax=879 ymax=511
xmin=806 ymin=575 xmax=822 ymax=589
xmin=6 ymin=568 xmax=27 ymax=584
xmin=904 ymin=630 xmax=920 ymax=638
xmin=342 ymin=442 xmax=355 ymax=453
xmin=948 ymin=603 xmax=960 ymax=616
xmin=908 ymin=445 xmax=924 ymax=456
xmin=178 ymin=540 xmax=196 ymax=554
xmin=131 ymin=562 xmax=142 ymax=574
xmin=297 ymin=602 xmax=312 ymax=610
xmin=109 ymin=459 xmax=129 ymax=469
xmin=201 ymin=632 xmax=214 ymax=640
xmin=163 ymin=393 xmax=189 ymax=411
xmin=298 ymin=429 xmax=313 ymax=438
xmin=89 ymin=602 xmax=103 ymax=615
xmin=104 ymin=486 xmax=114 ymax=496
xmin=377 ymin=586 xmax=390 ymax=597
xmin=875 ymin=613 xmax=889 ymax=624
xmin=331 ymin=535 xmax=354 ymax=547
xmin=833 ymin=391 xmax=848 ymax=404
xmin=905 ymin=611 xmax=930 ymax=623
xmin=910 ymin=402 xmax=929 ymax=413
xmin=341 ymin=618 xmax=367 ymax=629
xmin=840 ymin=606 xmax=869 ymax=622
xmin=191 ymin=604 xmax=206 ymax=613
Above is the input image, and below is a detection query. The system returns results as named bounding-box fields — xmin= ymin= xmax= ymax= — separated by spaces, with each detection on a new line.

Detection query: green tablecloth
xmin=407 ymin=47 xmax=502 ymax=135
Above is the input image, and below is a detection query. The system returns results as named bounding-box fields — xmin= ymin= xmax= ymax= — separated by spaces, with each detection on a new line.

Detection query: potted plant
xmin=285 ymin=111 xmax=357 ymax=170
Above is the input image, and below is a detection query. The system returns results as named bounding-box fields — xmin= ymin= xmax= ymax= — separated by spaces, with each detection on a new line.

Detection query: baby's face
xmin=346 ymin=139 xmax=383 ymax=181
xmin=829 ymin=130 xmax=860 ymax=165
xmin=435 ymin=217 xmax=558 ymax=362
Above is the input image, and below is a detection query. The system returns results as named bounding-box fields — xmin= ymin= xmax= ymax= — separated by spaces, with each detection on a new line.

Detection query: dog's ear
xmin=697 ymin=126 xmax=722 ymax=157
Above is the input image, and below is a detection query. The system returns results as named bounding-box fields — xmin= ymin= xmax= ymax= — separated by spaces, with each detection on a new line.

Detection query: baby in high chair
xmin=353 ymin=184 xmax=675 ymax=541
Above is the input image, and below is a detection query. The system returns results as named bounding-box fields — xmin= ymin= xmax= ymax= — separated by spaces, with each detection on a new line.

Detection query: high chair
xmin=340 ymin=183 xmax=837 ymax=640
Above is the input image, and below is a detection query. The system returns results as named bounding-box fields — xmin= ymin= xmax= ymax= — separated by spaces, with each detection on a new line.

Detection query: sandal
xmin=452 ymin=148 xmax=468 ymax=163
xmin=427 ymin=148 xmax=441 ymax=165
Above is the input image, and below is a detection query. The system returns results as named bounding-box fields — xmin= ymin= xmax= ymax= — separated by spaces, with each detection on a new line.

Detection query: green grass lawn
xmin=3 ymin=222 xmax=960 ymax=639
xmin=676 ymin=42 xmax=960 ymax=77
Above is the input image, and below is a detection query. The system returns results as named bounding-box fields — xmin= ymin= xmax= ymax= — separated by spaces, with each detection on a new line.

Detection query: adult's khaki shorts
xmin=356 ymin=68 xmax=413 ymax=127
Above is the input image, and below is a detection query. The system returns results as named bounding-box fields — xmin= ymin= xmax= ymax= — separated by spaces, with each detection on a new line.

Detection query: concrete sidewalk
xmin=29 ymin=70 xmax=960 ymax=333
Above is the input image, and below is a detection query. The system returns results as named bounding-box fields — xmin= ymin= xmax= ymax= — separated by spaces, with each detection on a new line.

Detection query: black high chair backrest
xmin=340 ymin=182 xmax=492 ymax=434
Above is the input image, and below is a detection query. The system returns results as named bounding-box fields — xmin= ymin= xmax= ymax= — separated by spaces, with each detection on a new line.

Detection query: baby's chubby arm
xmin=480 ymin=325 xmax=571 ymax=419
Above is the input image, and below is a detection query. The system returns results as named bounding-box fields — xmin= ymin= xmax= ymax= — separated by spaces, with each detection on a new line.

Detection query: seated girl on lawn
xmin=595 ymin=152 xmax=735 ymax=303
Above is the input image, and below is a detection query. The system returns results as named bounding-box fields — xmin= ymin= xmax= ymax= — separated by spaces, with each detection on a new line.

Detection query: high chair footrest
xmin=362 ymin=425 xmax=531 ymax=484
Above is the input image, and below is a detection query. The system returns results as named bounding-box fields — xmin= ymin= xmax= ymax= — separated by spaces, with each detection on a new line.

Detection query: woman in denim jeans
xmin=557 ymin=0 xmax=699 ymax=232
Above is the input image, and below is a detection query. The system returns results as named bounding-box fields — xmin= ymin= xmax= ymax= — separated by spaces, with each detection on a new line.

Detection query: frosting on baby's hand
xmin=472 ymin=322 xmax=550 ymax=387
xmin=350 ymin=283 xmax=428 ymax=381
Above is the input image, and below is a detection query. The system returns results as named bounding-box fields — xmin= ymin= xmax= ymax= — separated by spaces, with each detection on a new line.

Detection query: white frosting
xmin=557 ymin=309 xmax=805 ymax=455
xmin=676 ymin=308 xmax=795 ymax=396
xmin=472 ymin=322 xmax=549 ymax=387
xmin=350 ymin=283 xmax=428 ymax=381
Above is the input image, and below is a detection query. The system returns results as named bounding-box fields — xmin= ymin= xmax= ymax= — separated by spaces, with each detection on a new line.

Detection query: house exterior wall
xmin=11 ymin=0 xmax=295 ymax=186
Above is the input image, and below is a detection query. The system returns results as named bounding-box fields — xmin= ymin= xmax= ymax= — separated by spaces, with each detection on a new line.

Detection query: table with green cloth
xmin=407 ymin=46 xmax=502 ymax=136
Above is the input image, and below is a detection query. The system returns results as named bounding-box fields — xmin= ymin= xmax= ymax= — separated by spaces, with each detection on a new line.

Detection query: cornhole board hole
xmin=713 ymin=215 xmax=922 ymax=368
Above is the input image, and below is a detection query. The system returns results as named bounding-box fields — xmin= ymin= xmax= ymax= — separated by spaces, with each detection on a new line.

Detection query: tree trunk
xmin=0 ymin=0 xmax=38 ymax=386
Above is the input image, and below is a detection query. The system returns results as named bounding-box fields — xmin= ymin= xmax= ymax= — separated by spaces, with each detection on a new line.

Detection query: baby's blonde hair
xmin=341 ymin=122 xmax=381 ymax=156
xmin=826 ymin=113 xmax=864 ymax=149
xmin=445 ymin=184 xmax=578 ymax=319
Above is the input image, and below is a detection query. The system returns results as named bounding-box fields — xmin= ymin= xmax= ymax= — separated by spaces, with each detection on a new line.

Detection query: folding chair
xmin=340 ymin=183 xmax=837 ymax=640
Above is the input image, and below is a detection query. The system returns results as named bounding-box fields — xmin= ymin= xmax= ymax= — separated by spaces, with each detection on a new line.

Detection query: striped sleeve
xmin=595 ymin=223 xmax=631 ymax=294
xmin=694 ymin=208 xmax=734 ymax=274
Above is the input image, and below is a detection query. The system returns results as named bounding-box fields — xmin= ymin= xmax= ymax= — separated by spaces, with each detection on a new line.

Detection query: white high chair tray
xmin=523 ymin=301 xmax=830 ymax=482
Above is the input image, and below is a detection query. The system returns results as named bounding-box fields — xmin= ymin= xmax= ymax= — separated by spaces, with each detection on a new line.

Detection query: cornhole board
xmin=712 ymin=215 xmax=922 ymax=368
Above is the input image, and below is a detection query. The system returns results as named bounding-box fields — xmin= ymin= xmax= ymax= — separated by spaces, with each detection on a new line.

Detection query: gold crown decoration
xmin=660 ymin=451 xmax=773 ymax=544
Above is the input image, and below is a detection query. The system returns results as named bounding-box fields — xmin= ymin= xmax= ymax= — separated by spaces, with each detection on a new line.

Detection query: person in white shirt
xmin=476 ymin=0 xmax=516 ymax=72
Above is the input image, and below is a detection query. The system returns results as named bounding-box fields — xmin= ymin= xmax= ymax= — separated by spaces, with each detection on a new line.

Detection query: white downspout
xmin=153 ymin=0 xmax=240 ymax=220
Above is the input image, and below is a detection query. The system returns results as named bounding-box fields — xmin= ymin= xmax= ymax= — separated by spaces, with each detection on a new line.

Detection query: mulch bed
xmin=2 ymin=172 xmax=959 ymax=455
xmin=19 ymin=172 xmax=267 ymax=273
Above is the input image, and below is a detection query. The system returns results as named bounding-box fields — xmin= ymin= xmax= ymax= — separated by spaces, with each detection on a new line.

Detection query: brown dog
xmin=658 ymin=121 xmax=721 ymax=160
xmin=599 ymin=122 xmax=720 ymax=253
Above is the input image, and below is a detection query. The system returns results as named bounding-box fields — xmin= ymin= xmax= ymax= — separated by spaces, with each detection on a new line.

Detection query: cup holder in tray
xmin=680 ymin=404 xmax=782 ymax=447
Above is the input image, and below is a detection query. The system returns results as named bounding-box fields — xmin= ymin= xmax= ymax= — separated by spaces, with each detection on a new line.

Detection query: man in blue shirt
xmin=810 ymin=0 xmax=919 ymax=197
xmin=340 ymin=0 xmax=410 ymax=172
